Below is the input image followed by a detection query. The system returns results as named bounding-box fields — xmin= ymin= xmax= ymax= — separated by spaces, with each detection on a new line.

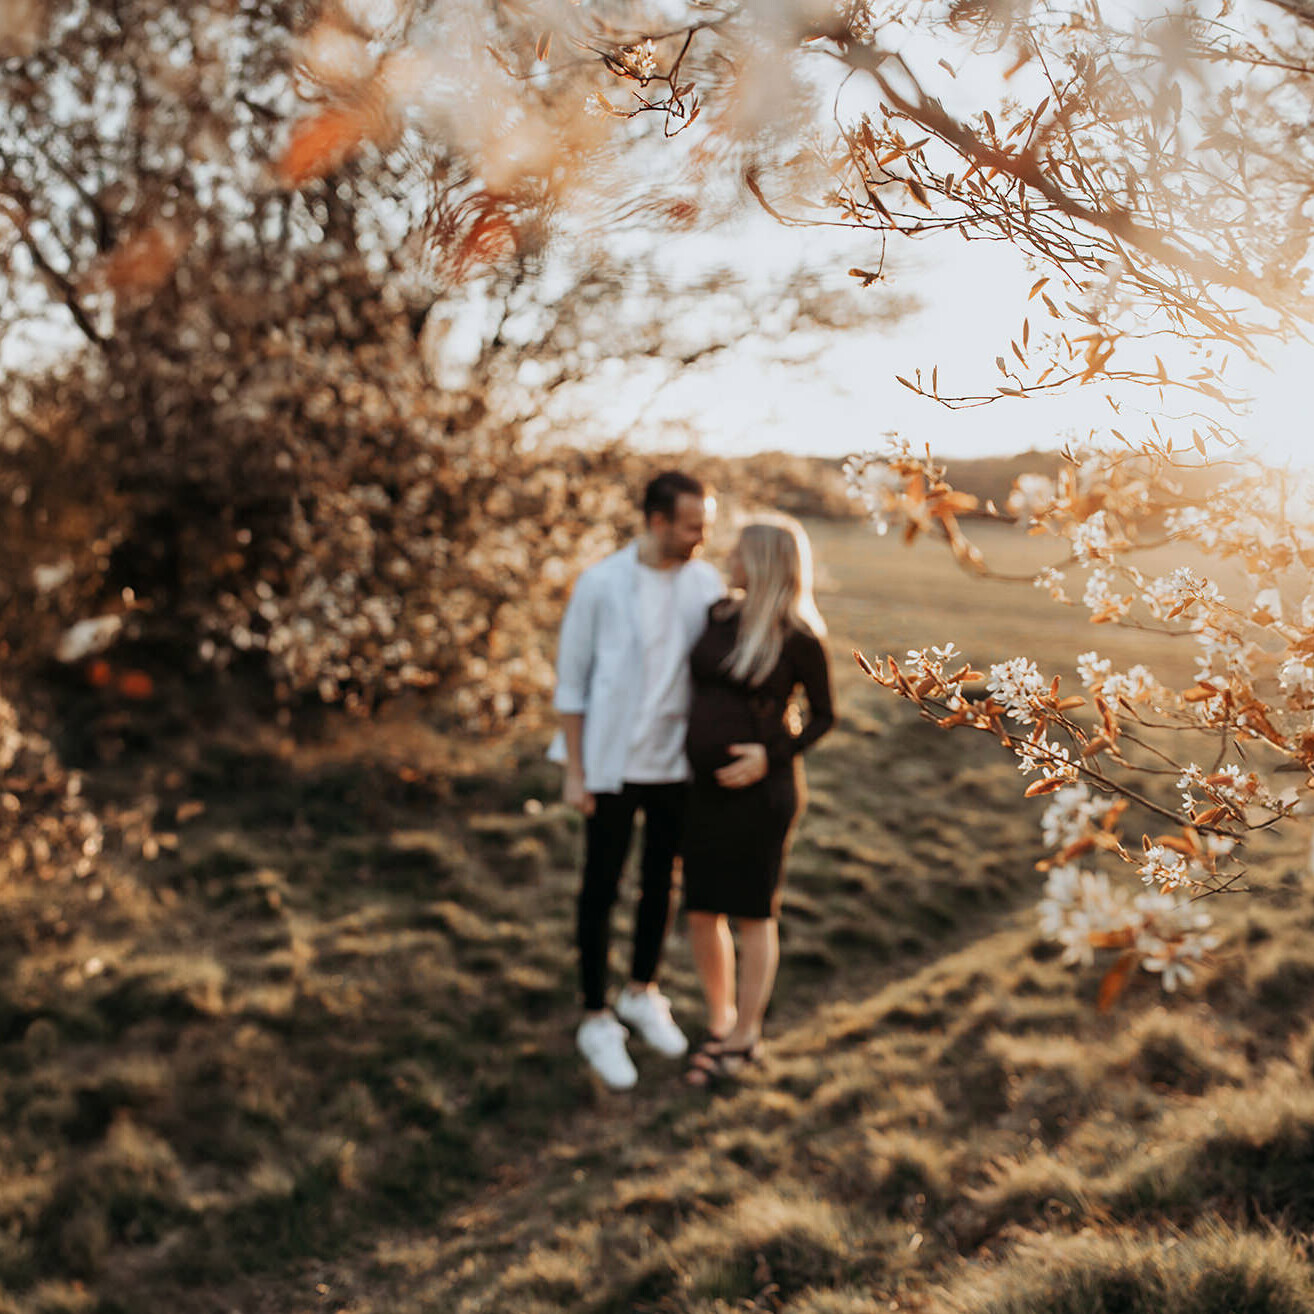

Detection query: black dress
xmin=682 ymin=601 xmax=835 ymax=919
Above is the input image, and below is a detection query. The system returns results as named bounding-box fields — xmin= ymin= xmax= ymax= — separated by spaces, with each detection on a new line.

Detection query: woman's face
xmin=728 ymin=540 xmax=748 ymax=590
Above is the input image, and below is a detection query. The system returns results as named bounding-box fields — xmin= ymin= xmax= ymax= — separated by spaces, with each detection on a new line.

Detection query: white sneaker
xmin=615 ymin=988 xmax=688 ymax=1058
xmin=577 ymin=1014 xmax=637 ymax=1090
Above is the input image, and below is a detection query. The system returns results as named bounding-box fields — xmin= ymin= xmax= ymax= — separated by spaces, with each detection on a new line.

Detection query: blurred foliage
xmin=0 ymin=0 xmax=876 ymax=727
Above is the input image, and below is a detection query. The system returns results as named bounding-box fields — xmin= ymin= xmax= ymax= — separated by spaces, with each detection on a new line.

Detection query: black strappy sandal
xmin=681 ymin=1034 xmax=727 ymax=1082
xmin=683 ymin=1040 xmax=762 ymax=1088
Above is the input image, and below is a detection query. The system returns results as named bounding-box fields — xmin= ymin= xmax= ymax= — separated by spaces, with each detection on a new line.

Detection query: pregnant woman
xmin=682 ymin=515 xmax=835 ymax=1085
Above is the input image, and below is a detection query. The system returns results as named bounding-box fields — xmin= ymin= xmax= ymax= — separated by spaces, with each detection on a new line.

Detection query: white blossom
xmin=1253 ymin=587 xmax=1284 ymax=621
xmin=1082 ymin=568 xmax=1132 ymax=620
xmin=903 ymin=642 xmax=968 ymax=701
xmin=1192 ymin=622 xmax=1250 ymax=685
xmin=1076 ymin=650 xmax=1113 ymax=689
xmin=1037 ymin=779 xmax=1224 ymax=995
xmin=1279 ymin=655 xmax=1314 ymax=700
xmin=1033 ymin=567 xmax=1070 ymax=603
xmin=1038 ymin=866 xmax=1138 ymax=966
xmin=987 ymin=657 xmax=1047 ymax=724
xmin=1141 ymin=947 xmax=1195 ymax=991
xmin=1138 ymin=844 xmax=1194 ymax=892
xmin=33 ymin=558 xmax=75 ymax=594
xmin=0 ymin=695 xmax=21 ymax=773
xmin=843 ymin=454 xmax=904 ymax=535
xmin=1165 ymin=504 xmax=1220 ymax=548
xmin=1103 ymin=665 xmax=1161 ymax=704
xmin=1177 ymin=761 xmax=1258 ymax=812
xmin=1041 ymin=783 xmax=1118 ymax=848
xmin=1142 ymin=565 xmax=1220 ymax=619
xmin=1072 ymin=511 xmax=1114 ymax=563
xmin=55 ymin=615 xmax=123 ymax=663
xmin=1014 ymin=732 xmax=1077 ymax=780
xmin=620 ymin=38 xmax=658 ymax=79
xmin=1009 ymin=474 xmax=1058 ymax=520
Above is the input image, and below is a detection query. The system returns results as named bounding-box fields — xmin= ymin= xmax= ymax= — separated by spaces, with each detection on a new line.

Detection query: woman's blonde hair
xmin=724 ymin=515 xmax=828 ymax=686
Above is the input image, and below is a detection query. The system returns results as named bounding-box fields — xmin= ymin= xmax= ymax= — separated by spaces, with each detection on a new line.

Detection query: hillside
xmin=2 ymin=515 xmax=1312 ymax=1314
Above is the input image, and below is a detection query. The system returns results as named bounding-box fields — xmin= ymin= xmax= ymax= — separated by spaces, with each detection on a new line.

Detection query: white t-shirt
xmin=625 ymin=562 xmax=694 ymax=783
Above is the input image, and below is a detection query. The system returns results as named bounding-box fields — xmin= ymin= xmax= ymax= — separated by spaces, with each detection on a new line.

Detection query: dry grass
xmin=2 ymin=512 xmax=1313 ymax=1313
xmin=930 ymin=1223 xmax=1314 ymax=1314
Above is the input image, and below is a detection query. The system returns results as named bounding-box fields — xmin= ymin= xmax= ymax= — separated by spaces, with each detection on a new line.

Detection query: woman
xmin=682 ymin=515 xmax=835 ymax=1085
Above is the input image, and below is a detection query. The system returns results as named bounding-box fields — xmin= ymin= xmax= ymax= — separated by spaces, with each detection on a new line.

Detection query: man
xmin=550 ymin=471 xmax=724 ymax=1089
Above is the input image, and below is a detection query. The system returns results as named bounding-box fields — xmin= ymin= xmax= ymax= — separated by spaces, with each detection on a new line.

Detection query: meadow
xmin=4 ymin=507 xmax=1314 ymax=1314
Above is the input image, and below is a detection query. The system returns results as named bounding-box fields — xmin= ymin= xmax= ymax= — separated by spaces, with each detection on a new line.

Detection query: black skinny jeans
xmin=578 ymin=781 xmax=686 ymax=1012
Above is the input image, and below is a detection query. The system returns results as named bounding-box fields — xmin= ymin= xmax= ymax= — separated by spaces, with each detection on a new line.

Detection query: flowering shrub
xmin=848 ymin=439 xmax=1313 ymax=1002
xmin=1 ymin=686 xmax=106 ymax=893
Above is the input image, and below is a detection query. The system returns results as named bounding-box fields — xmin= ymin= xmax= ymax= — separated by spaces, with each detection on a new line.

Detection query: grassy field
xmin=4 ymin=515 xmax=1314 ymax=1314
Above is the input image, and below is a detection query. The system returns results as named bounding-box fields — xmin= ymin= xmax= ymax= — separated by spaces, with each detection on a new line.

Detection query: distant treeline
xmin=700 ymin=447 xmax=1072 ymax=522
xmin=729 ymin=447 xmax=1225 ymax=523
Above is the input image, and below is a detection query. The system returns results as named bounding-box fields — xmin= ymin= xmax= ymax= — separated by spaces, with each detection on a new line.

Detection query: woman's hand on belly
xmin=715 ymin=743 xmax=769 ymax=789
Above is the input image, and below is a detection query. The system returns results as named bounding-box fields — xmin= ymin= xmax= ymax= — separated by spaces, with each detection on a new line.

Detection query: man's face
xmin=652 ymin=492 xmax=713 ymax=563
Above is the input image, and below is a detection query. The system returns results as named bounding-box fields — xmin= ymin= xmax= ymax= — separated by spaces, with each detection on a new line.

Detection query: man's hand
xmin=716 ymin=742 xmax=769 ymax=789
xmin=564 ymin=768 xmax=596 ymax=817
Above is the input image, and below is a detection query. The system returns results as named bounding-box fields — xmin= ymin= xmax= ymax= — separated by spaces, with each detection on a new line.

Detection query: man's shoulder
xmin=575 ymin=543 xmax=636 ymax=590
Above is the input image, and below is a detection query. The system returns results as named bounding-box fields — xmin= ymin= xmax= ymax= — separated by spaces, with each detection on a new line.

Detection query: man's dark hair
xmin=642 ymin=471 xmax=705 ymax=523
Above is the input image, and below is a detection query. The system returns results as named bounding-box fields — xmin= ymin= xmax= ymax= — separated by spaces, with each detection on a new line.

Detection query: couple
xmin=551 ymin=471 xmax=834 ymax=1090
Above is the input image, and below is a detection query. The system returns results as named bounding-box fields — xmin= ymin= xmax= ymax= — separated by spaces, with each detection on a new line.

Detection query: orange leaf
xmin=1058 ymin=836 xmax=1096 ymax=861
xmin=935 ymin=490 xmax=980 ymax=515
xmin=1239 ymin=703 xmax=1289 ymax=748
xmin=278 ymin=105 xmax=370 ymax=187
xmin=1089 ymin=929 xmax=1135 ymax=951
xmin=1097 ymin=950 xmax=1138 ymax=1012
xmin=1101 ymin=799 xmax=1129 ymax=831
xmin=1095 ymin=695 xmax=1120 ymax=741
xmin=100 ymin=225 xmax=187 ymax=296
xmin=86 ymin=659 xmax=113 ymax=689
xmin=1024 ymin=777 xmax=1066 ymax=797
xmin=453 ymin=210 xmax=518 ymax=277
xmin=116 ymin=670 xmax=154 ymax=700
xmin=1056 ymin=696 xmax=1086 ymax=711
xmin=1151 ymin=834 xmax=1196 ymax=856
xmin=1081 ymin=735 xmax=1111 ymax=758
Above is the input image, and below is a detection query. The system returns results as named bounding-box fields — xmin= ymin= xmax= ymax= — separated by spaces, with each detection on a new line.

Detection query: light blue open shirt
xmin=549 ymin=542 xmax=725 ymax=795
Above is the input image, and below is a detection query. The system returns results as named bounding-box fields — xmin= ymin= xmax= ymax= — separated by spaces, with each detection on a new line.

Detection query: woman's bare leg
xmin=686 ymin=911 xmax=737 ymax=1037
xmin=723 ymin=917 xmax=778 ymax=1050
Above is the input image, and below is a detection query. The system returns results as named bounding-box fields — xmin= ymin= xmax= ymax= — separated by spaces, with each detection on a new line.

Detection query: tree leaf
xmin=1097 ymin=950 xmax=1138 ymax=1012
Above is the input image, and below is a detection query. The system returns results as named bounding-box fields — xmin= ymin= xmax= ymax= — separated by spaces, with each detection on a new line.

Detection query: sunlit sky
xmin=585 ymin=218 xmax=1314 ymax=474
xmin=557 ymin=0 xmax=1314 ymax=476
xmin=10 ymin=0 xmax=1313 ymax=478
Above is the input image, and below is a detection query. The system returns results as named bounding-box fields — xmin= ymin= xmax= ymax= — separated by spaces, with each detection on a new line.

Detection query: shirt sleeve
xmin=699 ymin=560 xmax=727 ymax=606
xmin=766 ymin=633 xmax=836 ymax=767
xmin=554 ymin=571 xmax=597 ymax=715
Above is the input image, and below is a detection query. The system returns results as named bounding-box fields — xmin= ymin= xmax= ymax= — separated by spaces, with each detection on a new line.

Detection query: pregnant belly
xmin=685 ymin=696 xmax=760 ymax=775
